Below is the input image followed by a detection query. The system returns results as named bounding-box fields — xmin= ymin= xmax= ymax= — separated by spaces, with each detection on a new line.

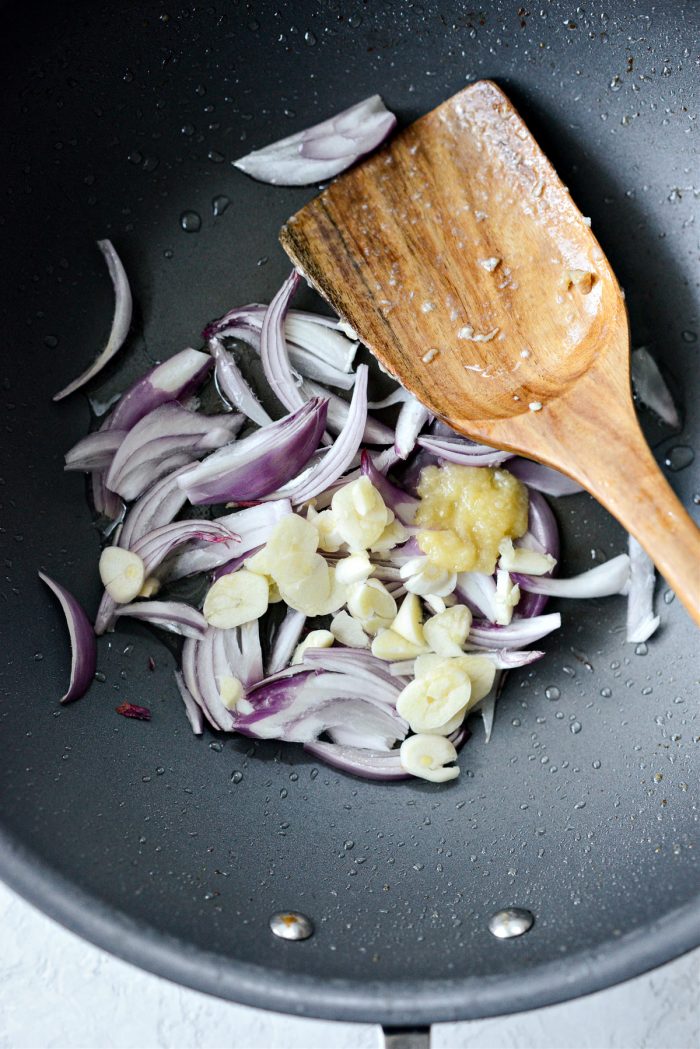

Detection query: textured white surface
xmin=0 ymin=880 xmax=698 ymax=1049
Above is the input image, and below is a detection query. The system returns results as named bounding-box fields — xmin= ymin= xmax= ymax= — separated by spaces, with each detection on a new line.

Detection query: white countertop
xmin=1 ymin=880 xmax=698 ymax=1049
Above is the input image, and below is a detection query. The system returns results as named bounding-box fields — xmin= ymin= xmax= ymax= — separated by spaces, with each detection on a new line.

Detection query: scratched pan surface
xmin=0 ymin=0 xmax=697 ymax=1026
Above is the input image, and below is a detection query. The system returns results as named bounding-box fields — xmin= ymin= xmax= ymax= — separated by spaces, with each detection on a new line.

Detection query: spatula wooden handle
xmin=500 ymin=390 xmax=700 ymax=626
xmin=586 ymin=438 xmax=699 ymax=625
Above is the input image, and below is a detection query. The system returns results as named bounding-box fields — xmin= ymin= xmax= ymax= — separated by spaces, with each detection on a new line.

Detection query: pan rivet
xmin=488 ymin=908 xmax=534 ymax=939
xmin=269 ymin=911 xmax=314 ymax=941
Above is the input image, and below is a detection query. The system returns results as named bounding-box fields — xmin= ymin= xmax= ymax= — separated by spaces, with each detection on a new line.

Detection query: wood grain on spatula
xmin=280 ymin=80 xmax=700 ymax=625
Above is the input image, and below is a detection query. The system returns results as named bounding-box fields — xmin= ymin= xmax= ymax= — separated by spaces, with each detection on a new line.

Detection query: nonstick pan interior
xmin=0 ymin=0 xmax=698 ymax=1026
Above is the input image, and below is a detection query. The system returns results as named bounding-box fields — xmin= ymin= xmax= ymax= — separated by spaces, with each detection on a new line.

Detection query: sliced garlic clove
xmin=400 ymin=734 xmax=460 ymax=783
xmin=413 ymin=653 xmax=444 ymax=679
xmin=498 ymin=537 xmax=557 ymax=576
xmin=423 ymin=604 xmax=472 ymax=657
xmin=359 ymin=613 xmax=395 ymax=636
xmin=330 ymin=610 xmax=370 ymax=649
xmin=278 ymin=554 xmax=331 ymax=613
xmin=264 ymin=515 xmax=320 ymax=586
xmin=371 ymin=628 xmax=428 ymax=662
xmin=203 ymin=569 xmax=269 ymax=629
xmin=292 ymin=629 xmax=335 ymax=664
xmin=494 ymin=568 xmax=520 ymax=626
xmin=420 ymin=704 xmax=468 ymax=737
xmin=219 ymin=675 xmax=245 ymax=710
xmin=450 ymin=654 xmax=496 ymax=703
xmin=99 ymin=547 xmax=146 ymax=603
xmin=346 ymin=578 xmax=397 ymax=623
xmin=335 ymin=553 xmax=374 ymax=586
xmin=331 ymin=477 xmax=390 ymax=551
xmin=138 ymin=575 xmax=161 ymax=598
xmin=312 ymin=508 xmax=345 ymax=553
xmin=423 ymin=594 xmax=446 ymax=615
xmin=404 ymin=569 xmax=456 ymax=598
xmin=390 ymin=593 xmax=426 ymax=648
xmin=396 ymin=662 xmax=471 ymax=732
xmin=370 ymin=518 xmax=409 ymax=553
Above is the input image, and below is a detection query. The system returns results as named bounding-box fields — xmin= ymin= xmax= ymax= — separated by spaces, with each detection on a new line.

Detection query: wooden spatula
xmin=280 ymin=80 xmax=700 ymax=626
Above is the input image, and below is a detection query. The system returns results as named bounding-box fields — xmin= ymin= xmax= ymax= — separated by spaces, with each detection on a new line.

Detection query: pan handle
xmin=383 ymin=1027 xmax=431 ymax=1049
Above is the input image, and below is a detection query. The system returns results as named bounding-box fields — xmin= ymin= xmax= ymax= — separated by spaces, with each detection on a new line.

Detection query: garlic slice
xmin=203 ymin=569 xmax=269 ymax=628
xmin=331 ymin=477 xmax=391 ymax=551
xmin=498 ymin=537 xmax=557 ymax=576
xmin=423 ymin=604 xmax=472 ymax=656
xmin=396 ymin=662 xmax=471 ymax=733
xmin=390 ymin=593 xmax=426 ymax=648
xmin=371 ymin=628 xmax=427 ymax=662
xmin=400 ymin=734 xmax=460 ymax=783
xmin=292 ymin=629 xmax=334 ymax=664
xmin=99 ymin=547 xmax=145 ymax=603
xmin=330 ymin=610 xmax=370 ymax=649
xmin=335 ymin=553 xmax=374 ymax=586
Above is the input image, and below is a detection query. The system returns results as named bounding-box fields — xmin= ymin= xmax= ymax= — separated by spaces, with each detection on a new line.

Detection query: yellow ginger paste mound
xmin=416 ymin=464 xmax=528 ymax=574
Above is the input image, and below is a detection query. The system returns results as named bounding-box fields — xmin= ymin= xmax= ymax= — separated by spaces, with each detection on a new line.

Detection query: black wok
xmin=0 ymin=0 xmax=698 ymax=1031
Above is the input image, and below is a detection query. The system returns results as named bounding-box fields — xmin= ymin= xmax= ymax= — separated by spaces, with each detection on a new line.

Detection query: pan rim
xmin=1 ymin=824 xmax=698 ymax=1025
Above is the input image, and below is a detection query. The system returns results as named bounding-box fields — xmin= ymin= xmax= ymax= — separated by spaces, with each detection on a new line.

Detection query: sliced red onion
xmin=64 ymin=430 xmax=127 ymax=472
xmin=512 ymin=554 xmax=630 ymax=599
xmin=631 ymin=347 xmax=681 ymax=429
xmin=399 ymin=446 xmax=440 ymax=496
xmin=164 ymin=500 xmax=292 ymax=580
xmin=301 ymin=379 xmax=394 ymax=445
xmin=467 ymin=613 xmax=561 ymax=649
xmin=303 ymin=715 xmax=472 ymax=781
xmin=368 ymin=387 xmax=413 ymax=410
xmin=455 ymin=572 xmax=499 ymax=621
xmin=395 ymin=397 xmax=432 ymax=459
xmin=284 ymin=314 xmax=358 ymax=383
xmin=206 ymin=304 xmax=358 ymax=387
xmin=223 ymin=620 xmax=264 ymax=688
xmin=183 ymin=630 xmax=235 ymax=732
xmin=260 ymin=271 xmax=306 ymax=412
xmin=278 ymin=365 xmax=368 ymax=504
xmin=476 ymin=684 xmax=499 ymax=743
xmin=211 ymin=546 xmax=263 ymax=582
xmin=266 ymin=609 xmax=307 ymax=676
xmin=626 ymin=536 xmax=659 ymax=643
xmin=106 ymin=348 xmax=213 ymax=433
xmin=177 ymin=397 xmax=327 ymax=505
xmin=478 ymin=649 xmax=545 ymax=669
xmin=233 ymin=95 xmax=396 ymax=186
xmin=132 ymin=520 xmax=240 ymax=578
xmin=417 ymin=434 xmax=513 ymax=467
xmin=91 ymin=470 xmax=124 ymax=521
xmin=38 ymin=572 xmax=97 ymax=704
xmin=107 ymin=403 xmax=243 ymax=501
xmin=507 ymin=458 xmax=584 ymax=497
xmin=118 ymin=464 xmax=192 ymax=550
xmin=388 ymin=649 xmax=544 ymax=677
xmin=113 ymin=601 xmax=207 ymax=639
xmin=209 ymin=337 xmax=271 ymax=427
xmin=515 ymin=489 xmax=561 ymax=618
xmin=236 ymin=670 xmax=407 ymax=746
xmin=174 ymin=670 xmax=204 ymax=736
xmin=301 ymin=647 xmax=402 ymax=690
xmin=303 ymin=740 xmax=409 ymax=781
xmin=53 ymin=240 xmax=133 ymax=401
xmin=360 ymin=450 xmax=418 ymax=524
xmin=95 ymin=520 xmax=241 ymax=635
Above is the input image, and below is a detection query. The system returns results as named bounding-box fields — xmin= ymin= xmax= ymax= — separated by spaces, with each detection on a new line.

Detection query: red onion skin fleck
xmin=116 ymin=702 xmax=152 ymax=720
